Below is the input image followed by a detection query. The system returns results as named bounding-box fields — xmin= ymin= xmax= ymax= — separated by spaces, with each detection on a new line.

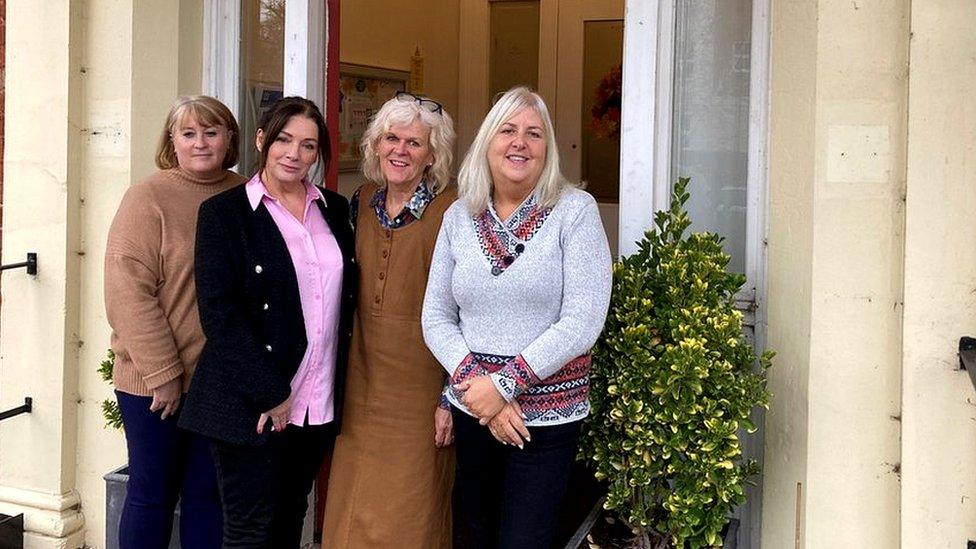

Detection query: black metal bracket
xmin=0 ymin=398 xmax=32 ymax=422
xmin=0 ymin=253 xmax=37 ymax=275
xmin=959 ymin=337 xmax=976 ymax=392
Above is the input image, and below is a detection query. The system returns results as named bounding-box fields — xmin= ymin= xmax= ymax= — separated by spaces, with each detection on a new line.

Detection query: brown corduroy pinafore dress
xmin=323 ymin=182 xmax=456 ymax=548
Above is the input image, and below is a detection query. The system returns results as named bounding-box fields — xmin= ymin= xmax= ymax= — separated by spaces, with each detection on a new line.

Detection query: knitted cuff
xmin=489 ymin=355 xmax=539 ymax=401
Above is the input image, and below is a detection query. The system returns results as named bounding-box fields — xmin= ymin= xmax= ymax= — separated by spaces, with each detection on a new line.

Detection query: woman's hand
xmin=487 ymin=401 xmax=530 ymax=448
xmin=434 ymin=405 xmax=454 ymax=448
xmin=455 ymin=375 xmax=506 ymax=422
xmin=257 ymin=395 xmax=293 ymax=434
xmin=149 ymin=377 xmax=182 ymax=420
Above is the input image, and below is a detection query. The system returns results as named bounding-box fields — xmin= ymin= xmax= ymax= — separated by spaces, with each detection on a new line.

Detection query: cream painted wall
xmin=71 ymin=2 xmax=135 ymax=546
xmin=0 ymin=1 xmax=87 ymax=546
xmin=902 ymin=1 xmax=976 ymax=547
xmin=805 ymin=2 xmax=907 ymax=547
xmin=178 ymin=0 xmax=205 ymax=95
xmin=338 ymin=0 xmax=460 ymax=196
xmin=764 ymin=1 xmax=908 ymax=547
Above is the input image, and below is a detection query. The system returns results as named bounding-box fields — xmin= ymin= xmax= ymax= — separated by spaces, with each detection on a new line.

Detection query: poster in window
xmin=338 ymin=63 xmax=410 ymax=172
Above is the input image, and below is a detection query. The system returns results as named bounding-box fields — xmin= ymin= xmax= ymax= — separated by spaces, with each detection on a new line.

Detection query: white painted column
xmin=0 ymin=2 xmax=85 ymax=547
xmin=202 ymin=0 xmax=242 ymax=117
xmin=284 ymin=0 xmax=326 ymax=109
xmin=618 ymin=0 xmax=662 ymax=257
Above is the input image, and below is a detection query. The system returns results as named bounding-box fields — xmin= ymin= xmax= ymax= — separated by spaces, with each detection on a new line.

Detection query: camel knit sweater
xmin=105 ymin=167 xmax=245 ymax=396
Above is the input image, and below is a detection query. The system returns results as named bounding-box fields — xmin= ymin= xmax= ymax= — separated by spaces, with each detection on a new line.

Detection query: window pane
xmin=489 ymin=1 xmax=539 ymax=99
xmin=670 ymin=0 xmax=752 ymax=274
xmin=241 ymin=0 xmax=286 ymax=174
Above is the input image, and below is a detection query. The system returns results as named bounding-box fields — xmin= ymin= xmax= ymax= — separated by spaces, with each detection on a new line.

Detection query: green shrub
xmin=580 ymin=177 xmax=772 ymax=548
xmin=98 ymin=349 xmax=123 ymax=430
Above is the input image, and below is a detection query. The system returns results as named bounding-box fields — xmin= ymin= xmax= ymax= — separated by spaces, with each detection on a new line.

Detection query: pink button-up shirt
xmin=246 ymin=175 xmax=343 ymax=426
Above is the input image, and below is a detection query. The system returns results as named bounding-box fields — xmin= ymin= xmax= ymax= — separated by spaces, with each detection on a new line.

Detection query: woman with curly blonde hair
xmin=323 ymin=91 xmax=457 ymax=548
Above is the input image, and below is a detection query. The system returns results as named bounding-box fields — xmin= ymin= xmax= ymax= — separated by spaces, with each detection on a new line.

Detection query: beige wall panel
xmin=73 ymin=1 xmax=137 ymax=546
xmin=73 ymin=2 xmax=190 ymax=545
xmin=765 ymin=1 xmax=908 ymax=546
xmin=179 ymin=0 xmax=205 ymax=95
xmin=762 ymin=1 xmax=817 ymax=545
xmin=0 ymin=1 xmax=89 ymax=546
xmin=130 ymin=3 xmax=181 ymax=183
xmin=804 ymin=1 xmax=908 ymax=547
xmin=902 ymin=1 xmax=976 ymax=546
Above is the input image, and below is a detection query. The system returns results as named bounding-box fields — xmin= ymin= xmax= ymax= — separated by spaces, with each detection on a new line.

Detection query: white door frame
xmin=618 ymin=0 xmax=673 ymax=258
xmin=620 ymin=0 xmax=768 ymax=309
xmin=283 ymin=0 xmax=326 ymax=104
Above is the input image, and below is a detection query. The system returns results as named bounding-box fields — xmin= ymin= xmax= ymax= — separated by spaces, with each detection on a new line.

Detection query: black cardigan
xmin=179 ymin=183 xmax=357 ymax=445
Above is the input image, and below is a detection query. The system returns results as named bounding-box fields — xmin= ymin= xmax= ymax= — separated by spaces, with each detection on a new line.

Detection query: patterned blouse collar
xmin=474 ymin=192 xmax=551 ymax=277
xmin=486 ymin=192 xmax=539 ymax=229
xmin=368 ymin=179 xmax=435 ymax=229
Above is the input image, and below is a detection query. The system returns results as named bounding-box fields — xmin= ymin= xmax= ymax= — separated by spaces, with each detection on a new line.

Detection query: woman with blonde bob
xmin=323 ymin=92 xmax=457 ymax=548
xmin=423 ymin=86 xmax=612 ymax=548
xmin=105 ymin=95 xmax=244 ymax=549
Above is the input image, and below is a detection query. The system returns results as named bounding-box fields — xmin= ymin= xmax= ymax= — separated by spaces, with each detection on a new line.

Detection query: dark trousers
xmin=116 ymin=390 xmax=222 ymax=549
xmin=209 ymin=422 xmax=334 ymax=549
xmin=452 ymin=407 xmax=581 ymax=549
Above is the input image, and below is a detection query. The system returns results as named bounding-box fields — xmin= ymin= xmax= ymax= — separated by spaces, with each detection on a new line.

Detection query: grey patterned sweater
xmin=421 ymin=187 xmax=612 ymax=426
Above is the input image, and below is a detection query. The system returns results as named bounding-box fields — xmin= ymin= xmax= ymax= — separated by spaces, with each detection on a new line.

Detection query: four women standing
xmin=323 ymin=92 xmax=458 ymax=549
xmin=106 ymin=85 xmax=611 ymax=548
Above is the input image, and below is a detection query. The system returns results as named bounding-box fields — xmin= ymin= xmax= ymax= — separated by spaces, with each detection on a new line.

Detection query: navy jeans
xmin=116 ymin=390 xmax=222 ymax=549
xmin=209 ymin=422 xmax=334 ymax=549
xmin=452 ymin=407 xmax=582 ymax=549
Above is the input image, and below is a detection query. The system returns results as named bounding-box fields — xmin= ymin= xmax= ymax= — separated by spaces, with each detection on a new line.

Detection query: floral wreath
xmin=587 ymin=63 xmax=622 ymax=141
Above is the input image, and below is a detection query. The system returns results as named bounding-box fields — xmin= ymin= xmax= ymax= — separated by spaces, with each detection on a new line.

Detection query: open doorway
xmin=337 ymin=0 xmax=624 ymax=255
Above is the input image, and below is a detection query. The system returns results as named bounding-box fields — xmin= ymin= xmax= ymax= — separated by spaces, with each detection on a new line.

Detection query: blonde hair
xmin=155 ymin=95 xmax=241 ymax=170
xmin=457 ymin=86 xmax=576 ymax=214
xmin=360 ymin=95 xmax=455 ymax=195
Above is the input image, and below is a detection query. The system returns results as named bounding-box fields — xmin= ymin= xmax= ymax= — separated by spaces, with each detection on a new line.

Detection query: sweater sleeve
xmin=489 ymin=196 xmax=612 ymax=401
xmin=104 ymin=186 xmax=184 ymax=390
xmin=194 ymin=199 xmax=291 ymax=411
xmin=422 ymin=209 xmax=473 ymax=378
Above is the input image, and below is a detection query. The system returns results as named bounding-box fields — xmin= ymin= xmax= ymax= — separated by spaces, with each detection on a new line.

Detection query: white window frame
xmin=203 ymin=0 xmax=242 ymax=117
xmin=620 ymin=2 xmax=770 ymax=547
xmin=619 ymin=0 xmax=769 ymax=313
xmin=202 ymin=0 xmax=327 ymax=124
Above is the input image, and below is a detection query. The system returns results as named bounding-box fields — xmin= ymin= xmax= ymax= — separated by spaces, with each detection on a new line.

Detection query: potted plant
xmin=577 ymin=178 xmax=773 ymax=548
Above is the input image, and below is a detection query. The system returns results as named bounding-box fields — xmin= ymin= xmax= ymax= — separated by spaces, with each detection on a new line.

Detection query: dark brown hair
xmin=156 ymin=95 xmax=241 ymax=170
xmin=256 ymin=97 xmax=331 ymax=181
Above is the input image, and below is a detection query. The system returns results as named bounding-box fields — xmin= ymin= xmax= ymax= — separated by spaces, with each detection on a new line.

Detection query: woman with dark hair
xmin=179 ymin=96 xmax=357 ymax=548
xmin=105 ymin=94 xmax=243 ymax=549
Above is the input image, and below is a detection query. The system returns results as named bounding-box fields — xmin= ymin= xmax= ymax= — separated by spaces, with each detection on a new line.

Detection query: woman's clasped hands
xmin=455 ymin=375 xmax=531 ymax=449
